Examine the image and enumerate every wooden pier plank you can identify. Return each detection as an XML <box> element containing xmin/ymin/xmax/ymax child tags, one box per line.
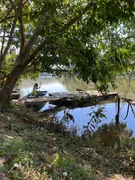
<box><xmin>21</xmin><ymin>91</ymin><xmax>118</xmax><ymax>107</ymax></box>
<box><xmin>131</xmin><ymin>101</ymin><xmax>135</xmax><ymax>105</ymax></box>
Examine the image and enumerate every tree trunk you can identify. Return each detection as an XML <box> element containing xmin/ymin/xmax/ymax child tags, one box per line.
<box><xmin>0</xmin><ymin>64</ymin><xmax>25</xmax><ymax>101</ymax></box>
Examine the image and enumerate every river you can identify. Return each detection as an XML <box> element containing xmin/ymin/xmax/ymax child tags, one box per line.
<box><xmin>20</xmin><ymin>75</ymin><xmax>135</xmax><ymax>136</ymax></box>
<box><xmin>21</xmin><ymin>75</ymin><xmax>135</xmax><ymax>99</ymax></box>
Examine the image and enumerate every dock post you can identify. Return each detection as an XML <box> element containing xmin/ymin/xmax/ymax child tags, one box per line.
<box><xmin>115</xmin><ymin>96</ymin><xmax>120</xmax><ymax>125</ymax></box>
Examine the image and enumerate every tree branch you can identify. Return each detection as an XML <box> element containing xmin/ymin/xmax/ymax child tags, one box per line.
<box><xmin>0</xmin><ymin>7</ymin><xmax>13</xmax><ymax>23</ymax></box>
<box><xmin>0</xmin><ymin>12</ymin><xmax>30</xmax><ymax>23</ymax></box>
<box><xmin>0</xmin><ymin>0</ymin><xmax>30</xmax><ymax>24</ymax></box>
<box><xmin>23</xmin><ymin>0</ymin><xmax>29</xmax><ymax>6</ymax></box>
<box><xmin>22</xmin><ymin>67</ymin><xmax>41</xmax><ymax>75</ymax></box>
<box><xmin>0</xmin><ymin>26</ymin><xmax>6</xmax><ymax>57</ymax></box>
<box><xmin>0</xmin><ymin>16</ymin><xmax>18</xmax><ymax>69</ymax></box>
<box><xmin>26</xmin><ymin>2</ymin><xmax>94</xmax><ymax>63</ymax></box>
<box><xmin>59</xmin><ymin>2</ymin><xmax>93</xmax><ymax>33</ymax></box>
<box><xmin>12</xmin><ymin>2</ymin><xmax>94</xmax><ymax>72</ymax></box>
<box><xmin>19</xmin><ymin>13</ymin><xmax>47</xmax><ymax>64</ymax></box>
<box><xmin>8</xmin><ymin>0</ymin><xmax>17</xmax><ymax>11</ymax></box>
<box><xmin>18</xmin><ymin>0</ymin><xmax>25</xmax><ymax>56</ymax></box>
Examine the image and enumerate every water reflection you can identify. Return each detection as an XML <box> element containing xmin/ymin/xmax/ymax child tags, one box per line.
<box><xmin>90</xmin><ymin>123</ymin><xmax>132</xmax><ymax>148</ymax></box>
<box><xmin>56</xmin><ymin>102</ymin><xmax>135</xmax><ymax>135</ymax></box>
<box><xmin>59</xmin><ymin>76</ymin><xmax>94</xmax><ymax>92</ymax></box>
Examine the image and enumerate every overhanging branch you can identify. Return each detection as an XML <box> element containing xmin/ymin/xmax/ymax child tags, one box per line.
<box><xmin>27</xmin><ymin>2</ymin><xmax>94</xmax><ymax>63</ymax></box>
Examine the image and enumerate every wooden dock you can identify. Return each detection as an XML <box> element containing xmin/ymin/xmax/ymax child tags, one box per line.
<box><xmin>21</xmin><ymin>91</ymin><xmax>118</xmax><ymax>108</ymax></box>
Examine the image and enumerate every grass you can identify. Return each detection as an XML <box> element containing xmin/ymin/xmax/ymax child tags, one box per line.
<box><xmin>0</xmin><ymin>103</ymin><xmax>135</xmax><ymax>179</ymax></box>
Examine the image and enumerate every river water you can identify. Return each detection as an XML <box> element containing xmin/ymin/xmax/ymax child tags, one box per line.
<box><xmin>20</xmin><ymin>75</ymin><xmax>135</xmax><ymax>136</ymax></box>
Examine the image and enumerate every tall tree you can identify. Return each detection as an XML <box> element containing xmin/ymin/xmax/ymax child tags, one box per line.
<box><xmin>0</xmin><ymin>0</ymin><xmax>134</xmax><ymax>100</ymax></box>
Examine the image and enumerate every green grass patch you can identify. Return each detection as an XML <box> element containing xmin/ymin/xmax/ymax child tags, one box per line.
<box><xmin>0</xmin><ymin>106</ymin><xmax>134</xmax><ymax>180</ymax></box>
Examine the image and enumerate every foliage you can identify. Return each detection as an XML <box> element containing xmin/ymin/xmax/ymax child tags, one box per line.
<box><xmin>85</xmin><ymin>106</ymin><xmax>106</xmax><ymax>131</ymax></box>
<box><xmin>51</xmin><ymin>153</ymin><xmax>90</xmax><ymax>180</ymax></box>
<box><xmin>61</xmin><ymin>109</ymin><xmax>75</xmax><ymax>123</ymax></box>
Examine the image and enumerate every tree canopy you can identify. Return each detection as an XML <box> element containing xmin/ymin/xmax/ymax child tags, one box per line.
<box><xmin>0</xmin><ymin>0</ymin><xmax>135</xmax><ymax>100</ymax></box>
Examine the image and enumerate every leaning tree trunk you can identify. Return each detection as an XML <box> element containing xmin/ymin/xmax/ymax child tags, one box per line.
<box><xmin>0</xmin><ymin>64</ymin><xmax>25</xmax><ymax>101</ymax></box>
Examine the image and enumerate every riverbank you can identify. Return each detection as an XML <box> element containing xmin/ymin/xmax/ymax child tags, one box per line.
<box><xmin>0</xmin><ymin>104</ymin><xmax>135</xmax><ymax>180</ymax></box>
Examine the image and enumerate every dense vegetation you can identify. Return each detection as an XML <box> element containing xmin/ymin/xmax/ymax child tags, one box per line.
<box><xmin>0</xmin><ymin>0</ymin><xmax>135</xmax><ymax>100</ymax></box>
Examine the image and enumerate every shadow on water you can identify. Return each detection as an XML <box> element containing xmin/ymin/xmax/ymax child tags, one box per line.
<box><xmin>54</xmin><ymin>102</ymin><xmax>135</xmax><ymax>136</ymax></box>
<box><xmin>49</xmin><ymin>101</ymin><xmax>134</xmax><ymax>152</ymax></box>
<box><xmin>91</xmin><ymin>123</ymin><xmax>132</xmax><ymax>148</ymax></box>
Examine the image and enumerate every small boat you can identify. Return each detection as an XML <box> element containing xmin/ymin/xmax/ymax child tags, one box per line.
<box><xmin>25</xmin><ymin>90</ymin><xmax>48</xmax><ymax>99</ymax></box>
<box><xmin>22</xmin><ymin>90</ymin><xmax>48</xmax><ymax>111</ymax></box>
